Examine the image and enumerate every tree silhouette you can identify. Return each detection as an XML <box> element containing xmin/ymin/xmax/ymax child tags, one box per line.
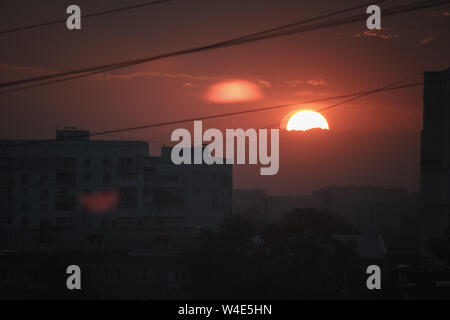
<box><xmin>184</xmin><ymin>208</ymin><xmax>360</xmax><ymax>299</ymax></box>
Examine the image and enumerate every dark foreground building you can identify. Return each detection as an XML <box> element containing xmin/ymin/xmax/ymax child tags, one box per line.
<box><xmin>421</xmin><ymin>68</ymin><xmax>450</xmax><ymax>254</ymax></box>
<box><xmin>0</xmin><ymin>129</ymin><xmax>232</xmax><ymax>299</ymax></box>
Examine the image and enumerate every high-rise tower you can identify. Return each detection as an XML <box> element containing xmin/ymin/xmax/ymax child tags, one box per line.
<box><xmin>420</xmin><ymin>68</ymin><xmax>450</xmax><ymax>254</ymax></box>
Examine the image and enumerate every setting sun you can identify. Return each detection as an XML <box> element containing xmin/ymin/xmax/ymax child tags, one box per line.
<box><xmin>286</xmin><ymin>110</ymin><xmax>329</xmax><ymax>131</ymax></box>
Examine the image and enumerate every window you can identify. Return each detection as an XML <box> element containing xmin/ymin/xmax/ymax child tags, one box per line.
<box><xmin>56</xmin><ymin>173</ymin><xmax>76</xmax><ymax>186</ymax></box>
<box><xmin>57</xmin><ymin>187</ymin><xmax>71</xmax><ymax>195</ymax></box>
<box><xmin>21</xmin><ymin>203</ymin><xmax>28</xmax><ymax>212</ymax></box>
<box><xmin>0</xmin><ymin>158</ymin><xmax>11</xmax><ymax>167</ymax></box>
<box><xmin>22</xmin><ymin>158</ymin><xmax>33</xmax><ymax>170</ymax></box>
<box><xmin>161</xmin><ymin>175</ymin><xmax>178</xmax><ymax>183</ymax></box>
<box><xmin>40</xmin><ymin>158</ymin><xmax>49</xmax><ymax>169</ymax></box>
<box><xmin>40</xmin><ymin>189</ymin><xmax>48</xmax><ymax>201</ymax></box>
<box><xmin>83</xmin><ymin>174</ymin><xmax>91</xmax><ymax>183</ymax></box>
<box><xmin>0</xmin><ymin>187</ymin><xmax>10</xmax><ymax>195</ymax></box>
<box><xmin>103</xmin><ymin>174</ymin><xmax>111</xmax><ymax>184</ymax></box>
<box><xmin>152</xmin><ymin>235</ymin><xmax>169</xmax><ymax>248</ymax></box>
<box><xmin>119</xmin><ymin>202</ymin><xmax>137</xmax><ymax>211</ymax></box>
<box><xmin>84</xmin><ymin>159</ymin><xmax>91</xmax><ymax>169</ymax></box>
<box><xmin>21</xmin><ymin>174</ymin><xmax>29</xmax><ymax>185</ymax></box>
<box><xmin>222</xmin><ymin>175</ymin><xmax>230</xmax><ymax>187</ymax></box>
<box><xmin>136</xmin><ymin>267</ymin><xmax>153</xmax><ymax>282</ymax></box>
<box><xmin>21</xmin><ymin>217</ymin><xmax>28</xmax><ymax>227</ymax></box>
<box><xmin>55</xmin><ymin>202</ymin><xmax>76</xmax><ymax>211</ymax></box>
<box><xmin>118</xmin><ymin>217</ymin><xmax>133</xmax><ymax>225</ymax></box>
<box><xmin>121</xmin><ymin>173</ymin><xmax>137</xmax><ymax>181</ymax></box>
<box><xmin>104</xmin><ymin>267</ymin><xmax>121</xmax><ymax>282</ymax></box>
<box><xmin>120</xmin><ymin>188</ymin><xmax>137</xmax><ymax>196</ymax></box>
<box><xmin>39</xmin><ymin>173</ymin><xmax>48</xmax><ymax>185</ymax></box>
<box><xmin>27</xmin><ymin>270</ymin><xmax>40</xmax><ymax>283</ymax></box>
<box><xmin>167</xmin><ymin>270</ymin><xmax>187</xmax><ymax>283</ymax></box>
<box><xmin>119</xmin><ymin>158</ymin><xmax>133</xmax><ymax>166</ymax></box>
<box><xmin>56</xmin><ymin>157</ymin><xmax>76</xmax><ymax>170</ymax></box>
<box><xmin>212</xmin><ymin>193</ymin><xmax>219</xmax><ymax>210</ymax></box>
<box><xmin>103</xmin><ymin>159</ymin><xmax>111</xmax><ymax>168</ymax></box>
<box><xmin>55</xmin><ymin>217</ymin><xmax>73</xmax><ymax>225</ymax></box>
<box><xmin>1</xmin><ymin>268</ymin><xmax>14</xmax><ymax>282</ymax></box>
<box><xmin>87</xmin><ymin>235</ymin><xmax>103</xmax><ymax>247</ymax></box>
<box><xmin>0</xmin><ymin>216</ymin><xmax>13</xmax><ymax>225</ymax></box>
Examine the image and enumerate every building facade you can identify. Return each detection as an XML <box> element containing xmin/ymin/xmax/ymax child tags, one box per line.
<box><xmin>421</xmin><ymin>68</ymin><xmax>450</xmax><ymax>252</ymax></box>
<box><xmin>0</xmin><ymin>128</ymin><xmax>232</xmax><ymax>231</ymax></box>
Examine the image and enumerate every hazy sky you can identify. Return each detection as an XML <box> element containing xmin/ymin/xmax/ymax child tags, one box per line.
<box><xmin>0</xmin><ymin>0</ymin><xmax>449</xmax><ymax>194</ymax></box>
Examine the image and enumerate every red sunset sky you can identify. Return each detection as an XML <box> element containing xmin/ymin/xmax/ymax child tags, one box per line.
<box><xmin>0</xmin><ymin>0</ymin><xmax>449</xmax><ymax>194</ymax></box>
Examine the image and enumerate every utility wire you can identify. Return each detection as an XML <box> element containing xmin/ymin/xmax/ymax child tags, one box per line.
<box><xmin>203</xmin><ymin>0</ymin><xmax>391</xmax><ymax>49</ymax></box>
<box><xmin>0</xmin><ymin>0</ymin><xmax>390</xmax><ymax>95</ymax></box>
<box><xmin>262</xmin><ymin>73</ymin><xmax>423</xmax><ymax>129</ymax></box>
<box><xmin>1</xmin><ymin>0</ymin><xmax>448</xmax><ymax>92</ymax></box>
<box><xmin>0</xmin><ymin>0</ymin><xmax>173</xmax><ymax>35</ymax></box>
<box><xmin>1</xmin><ymin>76</ymin><xmax>448</xmax><ymax>150</ymax></box>
<box><xmin>318</xmin><ymin>73</ymin><xmax>422</xmax><ymax>113</ymax></box>
<box><xmin>228</xmin><ymin>0</ymin><xmax>448</xmax><ymax>45</ymax></box>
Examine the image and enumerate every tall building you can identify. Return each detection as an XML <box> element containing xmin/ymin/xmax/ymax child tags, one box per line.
<box><xmin>420</xmin><ymin>68</ymin><xmax>450</xmax><ymax>252</ymax></box>
<box><xmin>0</xmin><ymin>129</ymin><xmax>232</xmax><ymax>299</ymax></box>
<box><xmin>0</xmin><ymin>128</ymin><xmax>232</xmax><ymax>231</ymax></box>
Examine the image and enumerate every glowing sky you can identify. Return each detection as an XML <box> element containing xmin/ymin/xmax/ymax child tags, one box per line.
<box><xmin>0</xmin><ymin>0</ymin><xmax>449</xmax><ymax>193</ymax></box>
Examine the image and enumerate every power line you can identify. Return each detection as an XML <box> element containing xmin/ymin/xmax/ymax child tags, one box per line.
<box><xmin>1</xmin><ymin>0</ymin><xmax>448</xmax><ymax>92</ymax></box>
<box><xmin>203</xmin><ymin>0</ymin><xmax>391</xmax><ymax>50</ymax></box>
<box><xmin>317</xmin><ymin>74</ymin><xmax>422</xmax><ymax>113</ymax></box>
<box><xmin>0</xmin><ymin>0</ymin><xmax>173</xmax><ymax>35</ymax></box>
<box><xmin>1</xmin><ymin>76</ymin><xmax>448</xmax><ymax>150</ymax></box>
<box><xmin>262</xmin><ymin>73</ymin><xmax>423</xmax><ymax>129</ymax></box>
<box><xmin>228</xmin><ymin>0</ymin><xmax>449</xmax><ymax>45</ymax></box>
<box><xmin>0</xmin><ymin>0</ymin><xmax>390</xmax><ymax>95</ymax></box>
<box><xmin>0</xmin><ymin>69</ymin><xmax>113</xmax><ymax>95</ymax></box>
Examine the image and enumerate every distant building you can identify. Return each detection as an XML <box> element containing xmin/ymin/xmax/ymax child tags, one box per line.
<box><xmin>420</xmin><ymin>68</ymin><xmax>450</xmax><ymax>253</ymax></box>
<box><xmin>312</xmin><ymin>185</ymin><xmax>412</xmax><ymax>233</ymax></box>
<box><xmin>232</xmin><ymin>185</ymin><xmax>416</xmax><ymax>234</ymax></box>
<box><xmin>0</xmin><ymin>128</ymin><xmax>232</xmax><ymax>231</ymax></box>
